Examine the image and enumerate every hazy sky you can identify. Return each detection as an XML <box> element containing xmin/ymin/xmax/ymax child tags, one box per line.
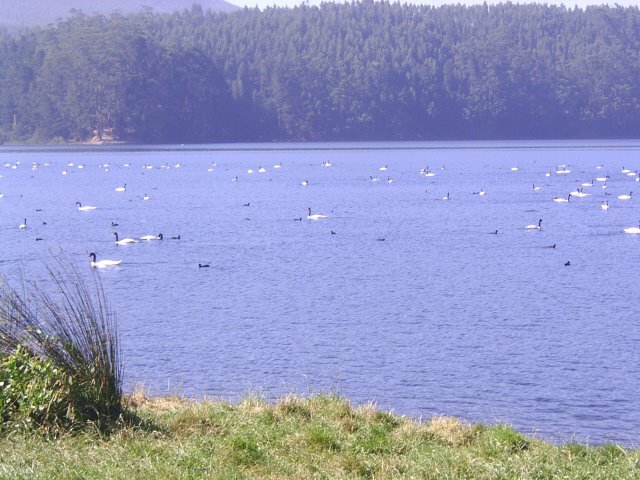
<box><xmin>226</xmin><ymin>0</ymin><xmax>639</xmax><ymax>9</ymax></box>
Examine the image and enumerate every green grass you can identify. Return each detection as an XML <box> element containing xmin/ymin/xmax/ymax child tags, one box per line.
<box><xmin>0</xmin><ymin>393</ymin><xmax>637</xmax><ymax>479</ymax></box>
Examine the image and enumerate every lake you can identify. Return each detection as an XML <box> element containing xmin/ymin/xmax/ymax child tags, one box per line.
<box><xmin>0</xmin><ymin>140</ymin><xmax>638</xmax><ymax>445</ymax></box>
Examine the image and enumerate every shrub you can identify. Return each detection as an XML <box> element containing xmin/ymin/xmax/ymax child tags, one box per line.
<box><xmin>0</xmin><ymin>256</ymin><xmax>122</xmax><ymax>433</ymax></box>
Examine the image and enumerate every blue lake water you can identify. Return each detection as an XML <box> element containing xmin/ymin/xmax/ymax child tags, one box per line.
<box><xmin>0</xmin><ymin>140</ymin><xmax>639</xmax><ymax>445</ymax></box>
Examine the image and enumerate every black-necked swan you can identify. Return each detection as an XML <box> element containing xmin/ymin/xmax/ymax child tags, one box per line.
<box><xmin>140</xmin><ymin>233</ymin><xmax>163</xmax><ymax>241</ymax></box>
<box><xmin>19</xmin><ymin>218</ymin><xmax>27</xmax><ymax>229</ymax></box>
<box><xmin>76</xmin><ymin>201</ymin><xmax>97</xmax><ymax>211</ymax></box>
<box><xmin>115</xmin><ymin>184</ymin><xmax>126</xmax><ymax>192</ymax></box>
<box><xmin>307</xmin><ymin>208</ymin><xmax>327</xmax><ymax>220</ymax></box>
<box><xmin>624</xmin><ymin>221</ymin><xmax>640</xmax><ymax>234</ymax></box>
<box><xmin>525</xmin><ymin>219</ymin><xmax>543</xmax><ymax>230</ymax></box>
<box><xmin>113</xmin><ymin>232</ymin><xmax>138</xmax><ymax>245</ymax></box>
<box><xmin>618</xmin><ymin>192</ymin><xmax>633</xmax><ymax>200</ymax></box>
<box><xmin>89</xmin><ymin>252</ymin><xmax>122</xmax><ymax>268</ymax></box>
<box><xmin>553</xmin><ymin>194</ymin><xmax>571</xmax><ymax>203</ymax></box>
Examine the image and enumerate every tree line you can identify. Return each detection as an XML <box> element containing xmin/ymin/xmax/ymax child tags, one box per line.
<box><xmin>1</xmin><ymin>2</ymin><xmax>640</xmax><ymax>143</ymax></box>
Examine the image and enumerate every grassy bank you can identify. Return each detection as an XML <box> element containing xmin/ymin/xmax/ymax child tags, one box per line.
<box><xmin>0</xmin><ymin>393</ymin><xmax>637</xmax><ymax>479</ymax></box>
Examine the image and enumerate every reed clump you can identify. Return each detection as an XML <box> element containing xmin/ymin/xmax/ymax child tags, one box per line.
<box><xmin>0</xmin><ymin>257</ymin><xmax>122</xmax><ymax>434</ymax></box>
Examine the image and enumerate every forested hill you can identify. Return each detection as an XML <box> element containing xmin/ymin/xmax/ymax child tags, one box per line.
<box><xmin>1</xmin><ymin>2</ymin><xmax>640</xmax><ymax>144</ymax></box>
<box><xmin>0</xmin><ymin>0</ymin><xmax>239</xmax><ymax>28</ymax></box>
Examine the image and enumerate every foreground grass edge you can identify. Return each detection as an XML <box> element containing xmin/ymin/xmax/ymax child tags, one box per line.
<box><xmin>1</xmin><ymin>392</ymin><xmax>638</xmax><ymax>479</ymax></box>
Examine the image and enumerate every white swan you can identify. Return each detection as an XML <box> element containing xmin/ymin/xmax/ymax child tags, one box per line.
<box><xmin>140</xmin><ymin>233</ymin><xmax>163</xmax><ymax>241</ymax></box>
<box><xmin>307</xmin><ymin>207</ymin><xmax>327</xmax><ymax>220</ymax></box>
<box><xmin>19</xmin><ymin>218</ymin><xmax>27</xmax><ymax>230</ymax></box>
<box><xmin>525</xmin><ymin>219</ymin><xmax>543</xmax><ymax>230</ymax></box>
<box><xmin>258</xmin><ymin>166</ymin><xmax>267</xmax><ymax>173</ymax></box>
<box><xmin>553</xmin><ymin>194</ymin><xmax>571</xmax><ymax>203</ymax></box>
<box><xmin>618</xmin><ymin>192</ymin><xmax>633</xmax><ymax>200</ymax></box>
<box><xmin>76</xmin><ymin>201</ymin><xmax>97</xmax><ymax>211</ymax></box>
<box><xmin>89</xmin><ymin>252</ymin><xmax>122</xmax><ymax>268</ymax></box>
<box><xmin>115</xmin><ymin>183</ymin><xmax>127</xmax><ymax>192</ymax></box>
<box><xmin>113</xmin><ymin>232</ymin><xmax>138</xmax><ymax>245</ymax></box>
<box><xmin>601</xmin><ymin>201</ymin><xmax>610</xmax><ymax>210</ymax></box>
<box><xmin>624</xmin><ymin>222</ymin><xmax>640</xmax><ymax>234</ymax></box>
<box><xmin>301</xmin><ymin>180</ymin><xmax>309</xmax><ymax>186</ymax></box>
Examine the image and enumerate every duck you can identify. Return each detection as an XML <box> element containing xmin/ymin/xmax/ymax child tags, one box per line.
<box><xmin>307</xmin><ymin>208</ymin><xmax>327</xmax><ymax>220</ymax></box>
<box><xmin>76</xmin><ymin>201</ymin><xmax>97</xmax><ymax>211</ymax></box>
<box><xmin>113</xmin><ymin>232</ymin><xmax>138</xmax><ymax>245</ymax></box>
<box><xmin>89</xmin><ymin>252</ymin><xmax>122</xmax><ymax>268</ymax></box>
<box><xmin>623</xmin><ymin>221</ymin><xmax>640</xmax><ymax>234</ymax></box>
<box><xmin>139</xmin><ymin>233</ymin><xmax>163</xmax><ymax>241</ymax></box>
<box><xmin>525</xmin><ymin>219</ymin><xmax>543</xmax><ymax>230</ymax></box>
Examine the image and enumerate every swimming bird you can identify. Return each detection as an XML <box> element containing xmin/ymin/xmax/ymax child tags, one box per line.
<box><xmin>139</xmin><ymin>233</ymin><xmax>163</xmax><ymax>241</ymax></box>
<box><xmin>170</xmin><ymin>235</ymin><xmax>181</xmax><ymax>240</ymax></box>
<box><xmin>564</xmin><ymin>261</ymin><xmax>571</xmax><ymax>266</ymax></box>
<box><xmin>301</xmin><ymin>180</ymin><xmax>309</xmax><ymax>186</ymax></box>
<box><xmin>115</xmin><ymin>184</ymin><xmax>127</xmax><ymax>192</ymax></box>
<box><xmin>307</xmin><ymin>208</ymin><xmax>327</xmax><ymax>220</ymax></box>
<box><xmin>553</xmin><ymin>194</ymin><xmax>571</xmax><ymax>203</ymax></box>
<box><xmin>601</xmin><ymin>201</ymin><xmax>610</xmax><ymax>210</ymax></box>
<box><xmin>89</xmin><ymin>252</ymin><xmax>122</xmax><ymax>268</ymax></box>
<box><xmin>113</xmin><ymin>232</ymin><xmax>138</xmax><ymax>245</ymax></box>
<box><xmin>76</xmin><ymin>201</ymin><xmax>97</xmax><ymax>211</ymax></box>
<box><xmin>545</xmin><ymin>244</ymin><xmax>556</xmax><ymax>249</ymax></box>
<box><xmin>525</xmin><ymin>219</ymin><xmax>543</xmax><ymax>230</ymax></box>
<box><xmin>623</xmin><ymin>221</ymin><xmax>640</xmax><ymax>234</ymax></box>
<box><xmin>490</xmin><ymin>230</ymin><xmax>498</xmax><ymax>235</ymax></box>
<box><xmin>198</xmin><ymin>263</ymin><xmax>210</xmax><ymax>268</ymax></box>
<box><xmin>258</xmin><ymin>166</ymin><xmax>267</xmax><ymax>173</ymax></box>
<box><xmin>19</xmin><ymin>218</ymin><xmax>27</xmax><ymax>229</ymax></box>
<box><xmin>618</xmin><ymin>192</ymin><xmax>633</xmax><ymax>200</ymax></box>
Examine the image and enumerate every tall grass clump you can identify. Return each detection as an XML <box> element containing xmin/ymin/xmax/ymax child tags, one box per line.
<box><xmin>0</xmin><ymin>256</ymin><xmax>122</xmax><ymax>433</ymax></box>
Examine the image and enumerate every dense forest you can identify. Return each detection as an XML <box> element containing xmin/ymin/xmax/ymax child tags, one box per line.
<box><xmin>1</xmin><ymin>2</ymin><xmax>640</xmax><ymax>143</ymax></box>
